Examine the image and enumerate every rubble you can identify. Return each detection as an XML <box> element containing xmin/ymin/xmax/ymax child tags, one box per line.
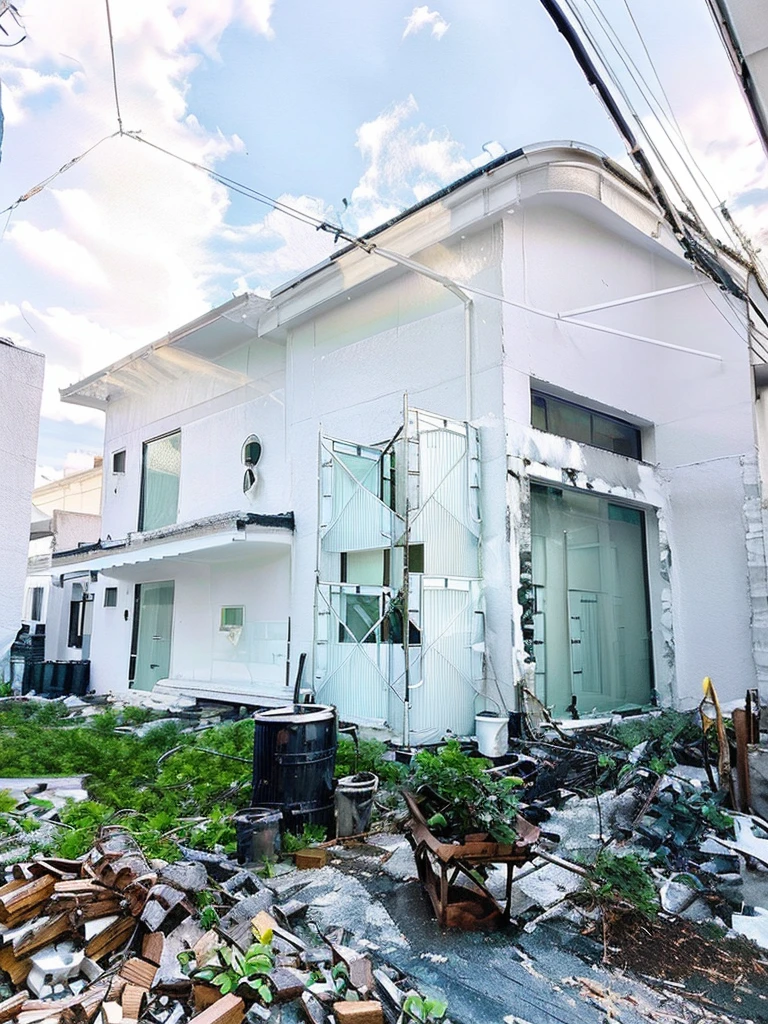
<box><xmin>4</xmin><ymin>685</ymin><xmax>768</xmax><ymax>1022</ymax></box>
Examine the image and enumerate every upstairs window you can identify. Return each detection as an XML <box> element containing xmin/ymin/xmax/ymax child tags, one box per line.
<box><xmin>28</xmin><ymin>587</ymin><xmax>44</xmax><ymax>621</ymax></box>
<box><xmin>531</xmin><ymin>391</ymin><xmax>641</xmax><ymax>460</ymax></box>
<box><xmin>139</xmin><ymin>431</ymin><xmax>181</xmax><ymax>531</ymax></box>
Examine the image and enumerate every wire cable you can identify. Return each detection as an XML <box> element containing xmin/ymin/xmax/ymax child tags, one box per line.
<box><xmin>104</xmin><ymin>0</ymin><xmax>123</xmax><ymax>133</ymax></box>
<box><xmin>0</xmin><ymin>132</ymin><xmax>120</xmax><ymax>217</ymax></box>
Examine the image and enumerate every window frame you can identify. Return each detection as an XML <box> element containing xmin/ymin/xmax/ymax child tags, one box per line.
<box><xmin>220</xmin><ymin>605</ymin><xmax>245</xmax><ymax>631</ymax></box>
<box><xmin>112</xmin><ymin>449</ymin><xmax>126</xmax><ymax>475</ymax></box>
<box><xmin>531</xmin><ymin>390</ymin><xmax>642</xmax><ymax>460</ymax></box>
<box><xmin>29</xmin><ymin>587</ymin><xmax>44</xmax><ymax>621</ymax></box>
<box><xmin>104</xmin><ymin>587</ymin><xmax>118</xmax><ymax>608</ymax></box>
<box><xmin>138</xmin><ymin>429</ymin><xmax>181</xmax><ymax>532</ymax></box>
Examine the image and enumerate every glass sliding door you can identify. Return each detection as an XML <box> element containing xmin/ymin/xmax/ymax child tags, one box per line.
<box><xmin>530</xmin><ymin>485</ymin><xmax>652</xmax><ymax>716</ymax></box>
<box><xmin>130</xmin><ymin>581</ymin><xmax>175</xmax><ymax>691</ymax></box>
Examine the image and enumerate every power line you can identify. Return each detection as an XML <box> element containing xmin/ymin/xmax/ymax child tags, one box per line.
<box><xmin>0</xmin><ymin>132</ymin><xmax>120</xmax><ymax>217</ymax></box>
<box><xmin>589</xmin><ymin>0</ymin><xmax>728</xmax><ymax>222</ymax></box>
<box><xmin>104</xmin><ymin>0</ymin><xmax>123</xmax><ymax>133</ymax></box>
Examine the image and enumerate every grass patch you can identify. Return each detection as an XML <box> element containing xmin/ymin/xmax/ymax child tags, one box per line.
<box><xmin>0</xmin><ymin>703</ymin><xmax>256</xmax><ymax>860</ymax></box>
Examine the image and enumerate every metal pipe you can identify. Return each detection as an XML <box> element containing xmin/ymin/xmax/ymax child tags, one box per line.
<box><xmin>369</xmin><ymin>245</ymin><xmax>475</xmax><ymax>422</ymax></box>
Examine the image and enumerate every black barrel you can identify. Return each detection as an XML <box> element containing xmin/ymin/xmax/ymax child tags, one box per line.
<box><xmin>252</xmin><ymin>704</ymin><xmax>337</xmax><ymax>834</ymax></box>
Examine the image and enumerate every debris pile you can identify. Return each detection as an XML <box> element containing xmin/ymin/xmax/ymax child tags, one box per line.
<box><xmin>0</xmin><ymin>826</ymin><xmax>451</xmax><ymax>1024</ymax></box>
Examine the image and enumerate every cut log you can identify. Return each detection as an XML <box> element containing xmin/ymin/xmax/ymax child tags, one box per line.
<box><xmin>188</xmin><ymin>992</ymin><xmax>244</xmax><ymax>1024</ymax></box>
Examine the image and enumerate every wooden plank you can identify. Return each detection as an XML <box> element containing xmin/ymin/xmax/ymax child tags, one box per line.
<box><xmin>0</xmin><ymin>878</ymin><xmax>27</xmax><ymax>899</ymax></box>
<box><xmin>118</xmin><ymin>958</ymin><xmax>157</xmax><ymax>989</ymax></box>
<box><xmin>0</xmin><ymin>942</ymin><xmax>31</xmax><ymax>985</ymax></box>
<box><xmin>85</xmin><ymin>916</ymin><xmax>136</xmax><ymax>961</ymax></box>
<box><xmin>141</xmin><ymin>931</ymin><xmax>164</xmax><ymax>967</ymax></box>
<box><xmin>0</xmin><ymin>990</ymin><xmax>28</xmax><ymax>1024</ymax></box>
<box><xmin>14</xmin><ymin>913</ymin><xmax>71</xmax><ymax>957</ymax></box>
<box><xmin>0</xmin><ymin>876</ymin><xmax>56</xmax><ymax>923</ymax></box>
<box><xmin>120</xmin><ymin>985</ymin><xmax>147</xmax><ymax>1020</ymax></box>
<box><xmin>188</xmin><ymin>992</ymin><xmax>244</xmax><ymax>1024</ymax></box>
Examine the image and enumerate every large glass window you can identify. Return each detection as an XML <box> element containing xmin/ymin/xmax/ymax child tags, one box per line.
<box><xmin>530</xmin><ymin>485</ymin><xmax>652</xmax><ymax>716</ymax></box>
<box><xmin>139</xmin><ymin>431</ymin><xmax>181</xmax><ymax>531</ymax></box>
<box><xmin>532</xmin><ymin>391</ymin><xmax>641</xmax><ymax>459</ymax></box>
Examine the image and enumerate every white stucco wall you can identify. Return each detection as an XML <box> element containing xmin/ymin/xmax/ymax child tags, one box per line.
<box><xmin>501</xmin><ymin>202</ymin><xmax>757</xmax><ymax>707</ymax></box>
<box><xmin>101</xmin><ymin>338</ymin><xmax>287</xmax><ymax>540</ymax></box>
<box><xmin>280</xmin><ymin>227</ymin><xmax>511</xmax><ymax>708</ymax></box>
<box><xmin>0</xmin><ymin>341</ymin><xmax>44</xmax><ymax>666</ymax></box>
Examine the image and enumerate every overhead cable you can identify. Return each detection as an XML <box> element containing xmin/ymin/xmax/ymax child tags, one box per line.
<box><xmin>103</xmin><ymin>0</ymin><xmax>123</xmax><ymax>133</ymax></box>
<box><xmin>0</xmin><ymin>132</ymin><xmax>120</xmax><ymax>217</ymax></box>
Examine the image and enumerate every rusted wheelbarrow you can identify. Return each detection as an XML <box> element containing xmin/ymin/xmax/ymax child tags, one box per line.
<box><xmin>403</xmin><ymin>789</ymin><xmax>540</xmax><ymax>930</ymax></box>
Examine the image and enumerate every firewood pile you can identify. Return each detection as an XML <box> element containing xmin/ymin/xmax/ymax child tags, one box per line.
<box><xmin>0</xmin><ymin>827</ymin><xmax>414</xmax><ymax>1024</ymax></box>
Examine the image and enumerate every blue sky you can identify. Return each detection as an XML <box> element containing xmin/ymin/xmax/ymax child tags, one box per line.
<box><xmin>0</xmin><ymin>0</ymin><xmax>766</xmax><ymax>479</ymax></box>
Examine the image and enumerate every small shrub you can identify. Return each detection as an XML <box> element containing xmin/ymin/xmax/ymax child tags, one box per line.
<box><xmin>586</xmin><ymin>850</ymin><xmax>659</xmax><ymax>918</ymax></box>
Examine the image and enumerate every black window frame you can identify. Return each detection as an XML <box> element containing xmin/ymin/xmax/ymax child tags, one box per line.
<box><xmin>68</xmin><ymin>599</ymin><xmax>84</xmax><ymax>649</ymax></box>
<box><xmin>531</xmin><ymin>390</ymin><xmax>641</xmax><ymax>460</ymax></box>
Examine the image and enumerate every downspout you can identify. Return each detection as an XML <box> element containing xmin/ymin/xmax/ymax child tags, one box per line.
<box><xmin>359</xmin><ymin>244</ymin><xmax>475</xmax><ymax>423</ymax></box>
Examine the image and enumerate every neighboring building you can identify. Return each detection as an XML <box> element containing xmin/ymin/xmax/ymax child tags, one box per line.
<box><xmin>21</xmin><ymin>460</ymin><xmax>103</xmax><ymax>677</ymax></box>
<box><xmin>706</xmin><ymin>0</ymin><xmax>768</xmax><ymax>157</ymax></box>
<box><xmin>0</xmin><ymin>338</ymin><xmax>44</xmax><ymax>676</ymax></box>
<box><xmin>53</xmin><ymin>143</ymin><xmax>765</xmax><ymax>738</ymax></box>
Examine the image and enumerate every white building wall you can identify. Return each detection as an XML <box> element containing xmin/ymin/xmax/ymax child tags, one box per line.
<box><xmin>280</xmin><ymin>227</ymin><xmax>512</xmax><ymax>716</ymax></box>
<box><xmin>101</xmin><ymin>340</ymin><xmax>287</xmax><ymax>540</ymax></box>
<box><xmin>501</xmin><ymin>203</ymin><xmax>757</xmax><ymax>707</ymax></box>
<box><xmin>0</xmin><ymin>340</ymin><xmax>44</xmax><ymax>667</ymax></box>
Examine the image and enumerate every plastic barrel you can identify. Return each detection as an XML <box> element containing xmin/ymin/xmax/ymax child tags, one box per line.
<box><xmin>335</xmin><ymin>771</ymin><xmax>379</xmax><ymax>838</ymax></box>
<box><xmin>233</xmin><ymin>807</ymin><xmax>282</xmax><ymax>865</ymax></box>
<box><xmin>252</xmin><ymin>704</ymin><xmax>337</xmax><ymax>834</ymax></box>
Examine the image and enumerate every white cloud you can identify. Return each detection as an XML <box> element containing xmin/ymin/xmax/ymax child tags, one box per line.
<box><xmin>348</xmin><ymin>96</ymin><xmax>483</xmax><ymax>233</ymax></box>
<box><xmin>220</xmin><ymin>194</ymin><xmax>337</xmax><ymax>289</ymax></box>
<box><xmin>0</xmin><ymin>0</ymin><xmax>277</xmax><ymax>454</ymax></box>
<box><xmin>8</xmin><ymin>222</ymin><xmax>110</xmax><ymax>289</ymax></box>
<box><xmin>403</xmin><ymin>6</ymin><xmax>450</xmax><ymax>41</ymax></box>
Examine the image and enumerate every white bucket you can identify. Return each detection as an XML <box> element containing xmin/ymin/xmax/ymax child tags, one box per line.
<box><xmin>475</xmin><ymin>713</ymin><xmax>509</xmax><ymax>758</ymax></box>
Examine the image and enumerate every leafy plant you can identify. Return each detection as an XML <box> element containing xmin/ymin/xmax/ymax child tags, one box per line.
<box><xmin>402</xmin><ymin>993</ymin><xmax>449</xmax><ymax>1022</ymax></box>
<box><xmin>335</xmin><ymin>737</ymin><xmax>407</xmax><ymax>786</ymax></box>
<box><xmin>189</xmin><ymin>938</ymin><xmax>275</xmax><ymax>1003</ymax></box>
<box><xmin>411</xmin><ymin>740</ymin><xmax>523</xmax><ymax>844</ymax></box>
<box><xmin>586</xmin><ymin>850</ymin><xmax>659</xmax><ymax>918</ymax></box>
<box><xmin>199</xmin><ymin>905</ymin><xmax>220</xmax><ymax>929</ymax></box>
<box><xmin>282</xmin><ymin>823</ymin><xmax>327</xmax><ymax>853</ymax></box>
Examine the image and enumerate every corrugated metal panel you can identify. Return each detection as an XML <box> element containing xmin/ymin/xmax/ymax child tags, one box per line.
<box><xmin>409</xmin><ymin>579</ymin><xmax>483</xmax><ymax>740</ymax></box>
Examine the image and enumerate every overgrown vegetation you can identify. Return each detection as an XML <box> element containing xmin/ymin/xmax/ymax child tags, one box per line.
<box><xmin>609</xmin><ymin>710</ymin><xmax>705</xmax><ymax>773</ymax></box>
<box><xmin>584</xmin><ymin>849</ymin><xmax>659</xmax><ymax>919</ymax></box>
<box><xmin>411</xmin><ymin>739</ymin><xmax>523</xmax><ymax>844</ymax></box>
<box><xmin>0</xmin><ymin>702</ymin><xmax>255</xmax><ymax>860</ymax></box>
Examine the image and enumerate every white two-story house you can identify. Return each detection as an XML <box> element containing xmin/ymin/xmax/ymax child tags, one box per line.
<box><xmin>50</xmin><ymin>142</ymin><xmax>768</xmax><ymax>741</ymax></box>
